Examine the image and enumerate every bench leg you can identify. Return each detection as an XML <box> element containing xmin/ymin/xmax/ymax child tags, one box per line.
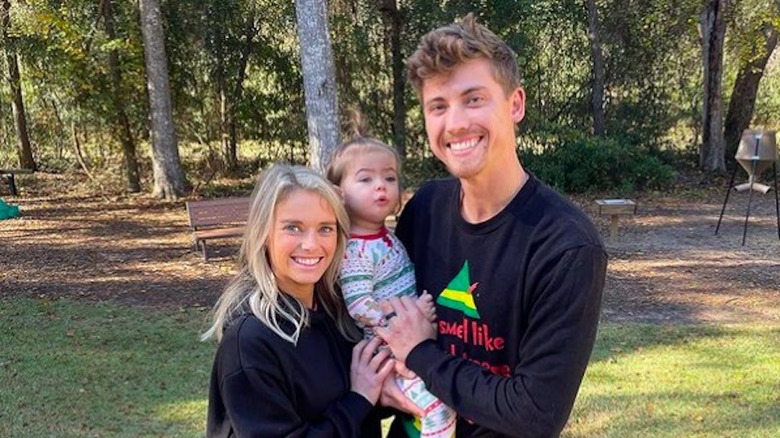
<box><xmin>4</xmin><ymin>174</ymin><xmax>17</xmax><ymax>196</ymax></box>
<box><xmin>201</xmin><ymin>241</ymin><xmax>209</xmax><ymax>262</ymax></box>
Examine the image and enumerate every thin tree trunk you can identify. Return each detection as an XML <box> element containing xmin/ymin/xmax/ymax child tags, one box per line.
<box><xmin>226</xmin><ymin>15</ymin><xmax>258</xmax><ymax>170</ymax></box>
<box><xmin>216</xmin><ymin>60</ymin><xmax>230</xmax><ymax>168</ymax></box>
<box><xmin>211</xmin><ymin>8</ymin><xmax>232</xmax><ymax>171</ymax></box>
<box><xmin>294</xmin><ymin>0</ymin><xmax>340</xmax><ymax>169</ymax></box>
<box><xmin>700</xmin><ymin>0</ymin><xmax>728</xmax><ymax>173</ymax></box>
<box><xmin>2</xmin><ymin>0</ymin><xmax>35</xmax><ymax>170</ymax></box>
<box><xmin>379</xmin><ymin>0</ymin><xmax>406</xmax><ymax>161</ymax></box>
<box><xmin>71</xmin><ymin>119</ymin><xmax>109</xmax><ymax>201</ymax></box>
<box><xmin>46</xmin><ymin>96</ymin><xmax>66</xmax><ymax>160</ymax></box>
<box><xmin>724</xmin><ymin>26</ymin><xmax>777</xmax><ymax>159</ymax></box>
<box><xmin>105</xmin><ymin>0</ymin><xmax>140</xmax><ymax>192</ymax></box>
<box><xmin>139</xmin><ymin>0</ymin><xmax>186</xmax><ymax>199</ymax></box>
<box><xmin>586</xmin><ymin>0</ymin><xmax>606</xmax><ymax>136</ymax></box>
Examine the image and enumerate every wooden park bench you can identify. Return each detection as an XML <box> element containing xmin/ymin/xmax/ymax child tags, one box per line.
<box><xmin>185</xmin><ymin>197</ymin><xmax>250</xmax><ymax>261</ymax></box>
<box><xmin>1</xmin><ymin>168</ymin><xmax>33</xmax><ymax>196</ymax></box>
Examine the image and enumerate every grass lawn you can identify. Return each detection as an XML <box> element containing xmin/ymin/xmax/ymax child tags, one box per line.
<box><xmin>565</xmin><ymin>323</ymin><xmax>779</xmax><ymax>437</ymax></box>
<box><xmin>2</xmin><ymin>297</ymin><xmax>778</xmax><ymax>437</ymax></box>
<box><xmin>1</xmin><ymin>297</ymin><xmax>215</xmax><ymax>437</ymax></box>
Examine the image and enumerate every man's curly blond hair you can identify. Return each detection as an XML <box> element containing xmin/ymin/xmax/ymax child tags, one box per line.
<box><xmin>406</xmin><ymin>13</ymin><xmax>521</xmax><ymax>97</ymax></box>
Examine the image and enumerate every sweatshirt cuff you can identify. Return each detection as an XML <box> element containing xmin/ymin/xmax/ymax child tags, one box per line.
<box><xmin>345</xmin><ymin>390</ymin><xmax>375</xmax><ymax>419</ymax></box>
<box><xmin>406</xmin><ymin>339</ymin><xmax>441</xmax><ymax>378</ymax></box>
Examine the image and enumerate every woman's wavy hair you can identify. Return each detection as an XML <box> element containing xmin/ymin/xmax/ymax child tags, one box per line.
<box><xmin>202</xmin><ymin>164</ymin><xmax>358</xmax><ymax>344</ymax></box>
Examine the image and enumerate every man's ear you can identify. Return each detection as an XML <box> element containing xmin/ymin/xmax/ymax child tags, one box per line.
<box><xmin>510</xmin><ymin>87</ymin><xmax>526</xmax><ymax>124</ymax></box>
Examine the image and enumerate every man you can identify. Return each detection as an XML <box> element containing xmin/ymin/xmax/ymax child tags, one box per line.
<box><xmin>376</xmin><ymin>14</ymin><xmax>608</xmax><ymax>438</ymax></box>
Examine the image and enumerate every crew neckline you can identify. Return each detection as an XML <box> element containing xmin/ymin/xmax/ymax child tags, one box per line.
<box><xmin>350</xmin><ymin>226</ymin><xmax>390</xmax><ymax>240</ymax></box>
<box><xmin>452</xmin><ymin>173</ymin><xmax>538</xmax><ymax>234</ymax></box>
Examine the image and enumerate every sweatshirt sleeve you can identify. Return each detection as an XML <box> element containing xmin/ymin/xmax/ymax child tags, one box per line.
<box><xmin>406</xmin><ymin>245</ymin><xmax>607</xmax><ymax>437</ymax></box>
<box><xmin>340</xmin><ymin>244</ymin><xmax>385</xmax><ymax>330</ymax></box>
<box><xmin>218</xmin><ymin>345</ymin><xmax>375</xmax><ymax>438</ymax></box>
<box><xmin>394</xmin><ymin>191</ymin><xmax>418</xmax><ymax>258</ymax></box>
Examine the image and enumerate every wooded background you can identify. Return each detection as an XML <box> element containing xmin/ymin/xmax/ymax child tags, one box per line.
<box><xmin>1</xmin><ymin>0</ymin><xmax>778</xmax><ymax>198</ymax></box>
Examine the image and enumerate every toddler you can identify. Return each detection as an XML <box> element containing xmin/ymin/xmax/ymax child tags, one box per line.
<box><xmin>327</xmin><ymin>121</ymin><xmax>456</xmax><ymax>438</ymax></box>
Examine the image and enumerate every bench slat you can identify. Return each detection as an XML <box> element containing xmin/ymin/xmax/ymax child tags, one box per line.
<box><xmin>193</xmin><ymin>226</ymin><xmax>245</xmax><ymax>240</ymax></box>
<box><xmin>186</xmin><ymin>197</ymin><xmax>251</xmax><ymax>228</ymax></box>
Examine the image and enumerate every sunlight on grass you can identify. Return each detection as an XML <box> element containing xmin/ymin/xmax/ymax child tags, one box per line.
<box><xmin>155</xmin><ymin>399</ymin><xmax>209</xmax><ymax>430</ymax></box>
<box><xmin>565</xmin><ymin>323</ymin><xmax>780</xmax><ymax>438</ymax></box>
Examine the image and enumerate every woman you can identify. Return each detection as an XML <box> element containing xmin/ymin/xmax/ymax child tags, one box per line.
<box><xmin>203</xmin><ymin>164</ymin><xmax>394</xmax><ymax>437</ymax></box>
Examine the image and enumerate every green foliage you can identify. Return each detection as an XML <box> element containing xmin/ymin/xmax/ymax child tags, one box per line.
<box><xmin>520</xmin><ymin>132</ymin><xmax>675</xmax><ymax>193</ymax></box>
<box><xmin>402</xmin><ymin>154</ymin><xmax>449</xmax><ymax>189</ymax></box>
<box><xmin>2</xmin><ymin>0</ymin><xmax>778</xmax><ymax>189</ymax></box>
<box><xmin>753</xmin><ymin>54</ymin><xmax>780</xmax><ymax>126</ymax></box>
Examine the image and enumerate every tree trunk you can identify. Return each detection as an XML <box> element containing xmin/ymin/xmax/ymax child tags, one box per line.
<box><xmin>724</xmin><ymin>26</ymin><xmax>777</xmax><ymax>159</ymax></box>
<box><xmin>700</xmin><ymin>0</ymin><xmax>729</xmax><ymax>174</ymax></box>
<box><xmin>139</xmin><ymin>0</ymin><xmax>186</xmax><ymax>199</ymax></box>
<box><xmin>379</xmin><ymin>0</ymin><xmax>406</xmax><ymax>161</ymax></box>
<box><xmin>105</xmin><ymin>0</ymin><xmax>140</xmax><ymax>192</ymax></box>
<box><xmin>216</xmin><ymin>55</ymin><xmax>231</xmax><ymax>169</ymax></box>
<box><xmin>226</xmin><ymin>15</ymin><xmax>258</xmax><ymax>170</ymax></box>
<box><xmin>586</xmin><ymin>0</ymin><xmax>606</xmax><ymax>136</ymax></box>
<box><xmin>2</xmin><ymin>0</ymin><xmax>35</xmax><ymax>170</ymax></box>
<box><xmin>46</xmin><ymin>96</ymin><xmax>66</xmax><ymax>160</ymax></box>
<box><xmin>210</xmin><ymin>5</ymin><xmax>233</xmax><ymax>171</ymax></box>
<box><xmin>294</xmin><ymin>0</ymin><xmax>340</xmax><ymax>169</ymax></box>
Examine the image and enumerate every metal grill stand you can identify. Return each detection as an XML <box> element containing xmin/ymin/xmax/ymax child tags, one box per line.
<box><xmin>715</xmin><ymin>129</ymin><xmax>780</xmax><ymax>245</ymax></box>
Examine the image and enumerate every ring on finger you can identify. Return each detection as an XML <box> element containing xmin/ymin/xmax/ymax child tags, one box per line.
<box><xmin>384</xmin><ymin>311</ymin><xmax>397</xmax><ymax>322</ymax></box>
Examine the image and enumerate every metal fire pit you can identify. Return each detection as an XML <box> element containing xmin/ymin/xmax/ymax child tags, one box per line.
<box><xmin>715</xmin><ymin>129</ymin><xmax>779</xmax><ymax>245</ymax></box>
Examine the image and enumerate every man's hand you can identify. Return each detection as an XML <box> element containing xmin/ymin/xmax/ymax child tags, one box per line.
<box><xmin>375</xmin><ymin>296</ymin><xmax>436</xmax><ymax>363</ymax></box>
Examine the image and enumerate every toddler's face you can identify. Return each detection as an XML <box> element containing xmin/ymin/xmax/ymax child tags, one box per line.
<box><xmin>340</xmin><ymin>150</ymin><xmax>400</xmax><ymax>234</ymax></box>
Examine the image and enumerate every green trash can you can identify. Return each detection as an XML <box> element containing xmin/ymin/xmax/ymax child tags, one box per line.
<box><xmin>0</xmin><ymin>198</ymin><xmax>20</xmax><ymax>219</ymax></box>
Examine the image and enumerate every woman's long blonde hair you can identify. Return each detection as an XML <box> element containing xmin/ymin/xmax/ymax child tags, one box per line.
<box><xmin>202</xmin><ymin>164</ymin><xmax>358</xmax><ymax>344</ymax></box>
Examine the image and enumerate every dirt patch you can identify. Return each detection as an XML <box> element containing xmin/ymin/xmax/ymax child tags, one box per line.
<box><xmin>2</xmin><ymin>172</ymin><xmax>778</xmax><ymax>325</ymax></box>
<box><xmin>585</xmin><ymin>185</ymin><xmax>779</xmax><ymax>324</ymax></box>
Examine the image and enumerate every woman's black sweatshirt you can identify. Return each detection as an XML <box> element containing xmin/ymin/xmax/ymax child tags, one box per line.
<box><xmin>206</xmin><ymin>308</ymin><xmax>382</xmax><ymax>437</ymax></box>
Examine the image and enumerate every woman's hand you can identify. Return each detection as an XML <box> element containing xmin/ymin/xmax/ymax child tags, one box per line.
<box><xmin>350</xmin><ymin>337</ymin><xmax>395</xmax><ymax>405</ymax></box>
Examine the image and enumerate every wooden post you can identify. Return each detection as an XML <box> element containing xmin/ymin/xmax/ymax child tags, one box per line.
<box><xmin>0</xmin><ymin>168</ymin><xmax>32</xmax><ymax>196</ymax></box>
<box><xmin>609</xmin><ymin>214</ymin><xmax>620</xmax><ymax>243</ymax></box>
<box><xmin>595</xmin><ymin>199</ymin><xmax>637</xmax><ymax>244</ymax></box>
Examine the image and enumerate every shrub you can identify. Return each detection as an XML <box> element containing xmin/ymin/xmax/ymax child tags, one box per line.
<box><xmin>520</xmin><ymin>134</ymin><xmax>675</xmax><ymax>194</ymax></box>
<box><xmin>402</xmin><ymin>155</ymin><xmax>449</xmax><ymax>190</ymax></box>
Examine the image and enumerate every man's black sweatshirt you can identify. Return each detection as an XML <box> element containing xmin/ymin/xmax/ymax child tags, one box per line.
<box><xmin>391</xmin><ymin>175</ymin><xmax>607</xmax><ymax>437</ymax></box>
